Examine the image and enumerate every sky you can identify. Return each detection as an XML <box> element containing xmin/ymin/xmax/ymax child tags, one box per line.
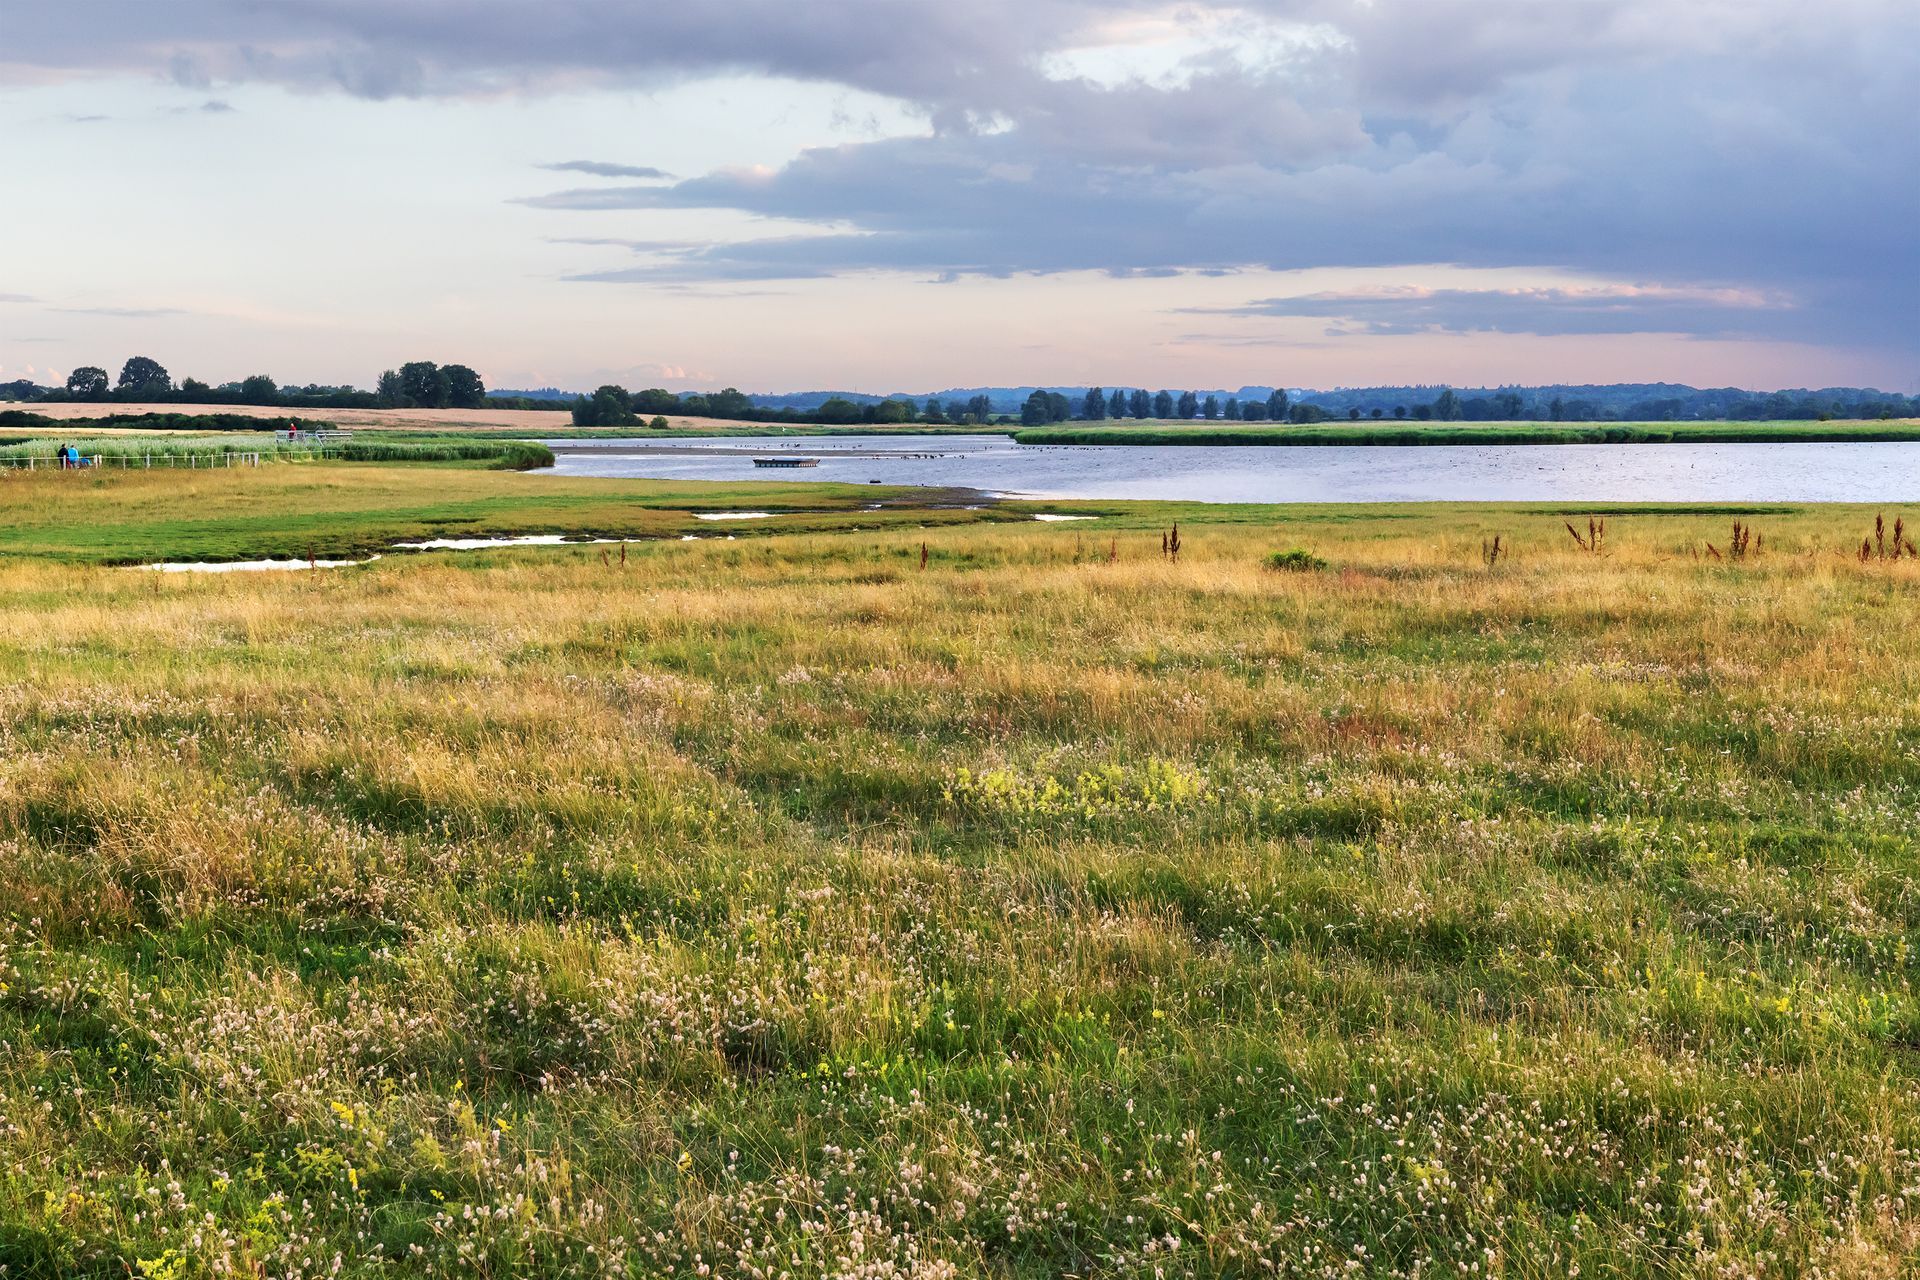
<box><xmin>1</xmin><ymin>0</ymin><xmax>1915</xmax><ymax>395</ymax></box>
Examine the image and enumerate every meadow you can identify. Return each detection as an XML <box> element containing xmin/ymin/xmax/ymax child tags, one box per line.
<box><xmin>2</xmin><ymin>463</ymin><xmax>1919</xmax><ymax>1277</ymax></box>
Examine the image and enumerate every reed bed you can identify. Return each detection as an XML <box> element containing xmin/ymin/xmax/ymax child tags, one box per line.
<box><xmin>2</xmin><ymin>500</ymin><xmax>1919</xmax><ymax>1277</ymax></box>
<box><xmin>0</xmin><ymin>434</ymin><xmax>312</xmax><ymax>462</ymax></box>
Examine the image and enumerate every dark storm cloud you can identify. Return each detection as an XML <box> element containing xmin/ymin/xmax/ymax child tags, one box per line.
<box><xmin>6</xmin><ymin>0</ymin><xmax>1915</xmax><ymax>364</ymax></box>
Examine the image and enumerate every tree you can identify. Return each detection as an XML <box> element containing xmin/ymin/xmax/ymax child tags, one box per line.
<box><xmin>240</xmin><ymin>374</ymin><xmax>278</xmax><ymax>404</ymax></box>
<box><xmin>1241</xmin><ymin>400</ymin><xmax>1266</xmax><ymax>422</ymax></box>
<box><xmin>923</xmin><ymin>398</ymin><xmax>946</xmax><ymax>422</ymax></box>
<box><xmin>708</xmin><ymin>388</ymin><xmax>752</xmax><ymax>418</ymax></box>
<box><xmin>571</xmin><ymin>385</ymin><xmax>634</xmax><ymax>427</ymax></box>
<box><xmin>0</xmin><ymin>379</ymin><xmax>38</xmax><ymax>401</ymax></box>
<box><xmin>1433</xmin><ymin>389</ymin><xmax>1463</xmax><ymax>421</ymax></box>
<box><xmin>1082</xmin><ymin>387</ymin><xmax>1107</xmax><ymax>420</ymax></box>
<box><xmin>1371</xmin><ymin>408</ymin><xmax>1383</xmax><ymax>419</ymax></box>
<box><xmin>1153</xmin><ymin>390</ymin><xmax>1174</xmax><ymax>418</ymax></box>
<box><xmin>816</xmin><ymin>397</ymin><xmax>862</xmax><ymax>424</ymax></box>
<box><xmin>1176</xmin><ymin>391</ymin><xmax>1198</xmax><ymax>419</ymax></box>
<box><xmin>1046</xmin><ymin>392</ymin><xmax>1070</xmax><ymax>422</ymax></box>
<box><xmin>1128</xmin><ymin>389</ymin><xmax>1151</xmax><ymax>419</ymax></box>
<box><xmin>180</xmin><ymin>377</ymin><xmax>211</xmax><ymax>398</ymax></box>
<box><xmin>965</xmin><ymin>394</ymin><xmax>993</xmax><ymax>423</ymax></box>
<box><xmin>871</xmin><ymin>399</ymin><xmax>914</xmax><ymax>424</ymax></box>
<box><xmin>442</xmin><ymin>364</ymin><xmax>487</xmax><ymax>409</ymax></box>
<box><xmin>1266</xmin><ymin>389</ymin><xmax>1289</xmax><ymax>421</ymax></box>
<box><xmin>1349</xmin><ymin>408</ymin><xmax>1362</xmax><ymax>420</ymax></box>
<box><xmin>399</xmin><ymin>361</ymin><xmax>450</xmax><ymax>409</ymax></box>
<box><xmin>1201</xmin><ymin>395</ymin><xmax>1219</xmax><ymax>420</ymax></box>
<box><xmin>1394</xmin><ymin>405</ymin><xmax>1407</xmax><ymax>419</ymax></box>
<box><xmin>66</xmin><ymin>367</ymin><xmax>109</xmax><ymax>400</ymax></box>
<box><xmin>376</xmin><ymin>369</ymin><xmax>408</xmax><ymax>407</ymax></box>
<box><xmin>1108</xmin><ymin>389</ymin><xmax>1126</xmax><ymax>418</ymax></box>
<box><xmin>1223</xmin><ymin>397</ymin><xmax>1241</xmax><ymax>420</ymax></box>
<box><xmin>1020</xmin><ymin>390</ymin><xmax>1052</xmax><ymax>426</ymax></box>
<box><xmin>116</xmin><ymin>356</ymin><xmax>171</xmax><ymax>398</ymax></box>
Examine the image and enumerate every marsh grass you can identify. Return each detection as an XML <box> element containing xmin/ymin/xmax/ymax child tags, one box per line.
<box><xmin>2</xmin><ymin>494</ymin><xmax>1920</xmax><ymax>1276</ymax></box>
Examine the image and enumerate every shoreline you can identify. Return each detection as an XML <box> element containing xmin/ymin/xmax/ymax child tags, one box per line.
<box><xmin>1012</xmin><ymin>419</ymin><xmax>1920</xmax><ymax>447</ymax></box>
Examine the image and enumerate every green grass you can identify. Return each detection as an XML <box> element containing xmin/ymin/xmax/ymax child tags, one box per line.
<box><xmin>3</xmin><ymin>471</ymin><xmax>1920</xmax><ymax>1276</ymax></box>
<box><xmin>0</xmin><ymin>463</ymin><xmax>1012</xmax><ymax>564</ymax></box>
<box><xmin>1015</xmin><ymin>417</ymin><xmax>1920</xmax><ymax>446</ymax></box>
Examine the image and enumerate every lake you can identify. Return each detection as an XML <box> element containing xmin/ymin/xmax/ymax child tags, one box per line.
<box><xmin>542</xmin><ymin>435</ymin><xmax>1920</xmax><ymax>503</ymax></box>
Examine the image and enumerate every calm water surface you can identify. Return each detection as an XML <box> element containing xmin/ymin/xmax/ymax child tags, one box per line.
<box><xmin>541</xmin><ymin>435</ymin><xmax>1920</xmax><ymax>503</ymax></box>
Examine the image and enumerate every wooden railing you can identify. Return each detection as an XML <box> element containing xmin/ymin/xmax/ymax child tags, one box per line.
<box><xmin>0</xmin><ymin>448</ymin><xmax>340</xmax><ymax>471</ymax></box>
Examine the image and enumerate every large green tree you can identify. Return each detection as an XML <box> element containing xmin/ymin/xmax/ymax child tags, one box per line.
<box><xmin>65</xmin><ymin>367</ymin><xmax>109</xmax><ymax>400</ymax></box>
<box><xmin>239</xmin><ymin>374</ymin><xmax>278</xmax><ymax>404</ymax></box>
<box><xmin>115</xmin><ymin>356</ymin><xmax>172</xmax><ymax>398</ymax></box>
<box><xmin>571</xmin><ymin>385</ymin><xmax>635</xmax><ymax>427</ymax></box>
<box><xmin>1020</xmin><ymin>390</ymin><xmax>1052</xmax><ymax>426</ymax></box>
<box><xmin>400</xmin><ymin>361</ymin><xmax>451</xmax><ymax>409</ymax></box>
<box><xmin>442</xmin><ymin>364</ymin><xmax>487</xmax><ymax>409</ymax></box>
<box><xmin>1081</xmin><ymin>387</ymin><xmax>1107</xmax><ymax>421</ymax></box>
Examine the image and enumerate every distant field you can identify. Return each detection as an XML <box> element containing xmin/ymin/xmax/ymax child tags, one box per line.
<box><xmin>4</xmin><ymin>470</ymin><xmax>1920</xmax><ymax>1276</ymax></box>
<box><xmin>17</xmin><ymin>402</ymin><xmax>712</xmax><ymax>433</ymax></box>
<box><xmin>15</xmin><ymin>403</ymin><xmax>1000</xmax><ymax>438</ymax></box>
<box><xmin>1016</xmin><ymin>418</ymin><xmax>1920</xmax><ymax>446</ymax></box>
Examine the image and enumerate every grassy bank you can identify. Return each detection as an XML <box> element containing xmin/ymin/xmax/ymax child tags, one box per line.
<box><xmin>1015</xmin><ymin>417</ymin><xmax>1920</xmax><ymax>446</ymax></box>
<box><xmin>4</xmin><ymin>482</ymin><xmax>1920</xmax><ymax>1276</ymax></box>
<box><xmin>0</xmin><ymin>463</ymin><xmax>1013</xmax><ymax>564</ymax></box>
<box><xmin>0</xmin><ymin>433</ymin><xmax>553</xmax><ymax>473</ymax></box>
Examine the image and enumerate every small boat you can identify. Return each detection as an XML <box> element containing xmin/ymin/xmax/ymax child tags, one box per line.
<box><xmin>753</xmin><ymin>456</ymin><xmax>820</xmax><ymax>468</ymax></box>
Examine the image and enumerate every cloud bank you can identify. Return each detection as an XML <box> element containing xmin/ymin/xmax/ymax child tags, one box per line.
<box><xmin>8</xmin><ymin>0</ymin><xmax>1915</xmax><ymax>370</ymax></box>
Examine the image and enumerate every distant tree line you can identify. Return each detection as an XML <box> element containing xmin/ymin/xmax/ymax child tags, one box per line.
<box><xmin>2</xmin><ymin>356</ymin><xmax>502</xmax><ymax>412</ymax></box>
<box><xmin>5</xmin><ymin>364</ymin><xmax>1912</xmax><ymax>426</ymax></box>
<box><xmin>571</xmin><ymin>386</ymin><xmax>1003</xmax><ymax>428</ymax></box>
<box><xmin>374</xmin><ymin>361</ymin><xmax>489</xmax><ymax>409</ymax></box>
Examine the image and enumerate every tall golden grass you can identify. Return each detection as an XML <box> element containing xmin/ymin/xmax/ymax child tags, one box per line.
<box><xmin>2</xmin><ymin>505</ymin><xmax>1918</xmax><ymax>1276</ymax></box>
